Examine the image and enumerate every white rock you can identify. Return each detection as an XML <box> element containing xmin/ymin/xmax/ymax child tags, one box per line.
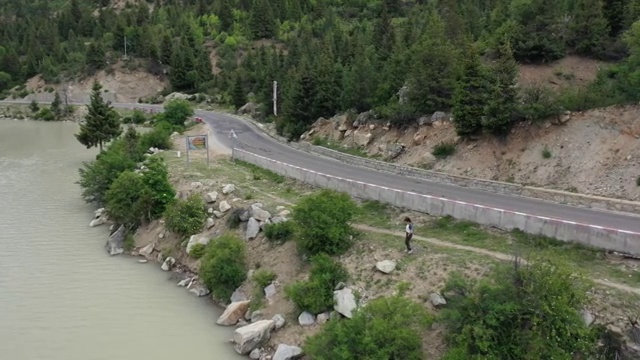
<box><xmin>205</xmin><ymin>217</ymin><xmax>215</xmax><ymax>229</ymax></box>
<box><xmin>89</xmin><ymin>216</ymin><xmax>107</xmax><ymax>227</ymax></box>
<box><xmin>251</xmin><ymin>204</ymin><xmax>271</xmax><ymax>222</ymax></box>
<box><xmin>217</xmin><ymin>300</ymin><xmax>251</xmax><ymax>326</ymax></box>
<box><xmin>272</xmin><ymin>314</ymin><xmax>286</xmax><ymax>330</ymax></box>
<box><xmin>249</xmin><ymin>349</ymin><xmax>262</xmax><ymax>360</ymax></box>
<box><xmin>177</xmin><ymin>277</ymin><xmax>192</xmax><ymax>287</ymax></box>
<box><xmin>376</xmin><ymin>260</ymin><xmax>397</xmax><ymax>274</ymax></box>
<box><xmin>334</xmin><ymin>288</ymin><xmax>357</xmax><ymax>319</ymax></box>
<box><xmin>246</xmin><ymin>218</ymin><xmax>260</xmax><ymax>240</ymax></box>
<box><xmin>214</xmin><ymin>210</ymin><xmax>224</xmax><ymax>218</ymax></box>
<box><xmin>298</xmin><ymin>311</ymin><xmax>315</xmax><ymax>326</ymax></box>
<box><xmin>231</xmin><ymin>289</ymin><xmax>247</xmax><ymax>303</ymax></box>
<box><xmin>430</xmin><ymin>293</ymin><xmax>447</xmax><ymax>307</ymax></box>
<box><xmin>105</xmin><ymin>225</ymin><xmax>125</xmax><ymax>256</ymax></box>
<box><xmin>222</xmin><ymin>184</ymin><xmax>236</xmax><ymax>195</ymax></box>
<box><xmin>276</xmin><ymin>206</ymin><xmax>286</xmax><ymax>211</ymax></box>
<box><xmin>219</xmin><ymin>201</ymin><xmax>232</xmax><ymax>213</ymax></box>
<box><xmin>259</xmin><ymin>219</ymin><xmax>272</xmax><ymax>231</ymax></box>
<box><xmin>161</xmin><ymin>257</ymin><xmax>176</xmax><ymax>271</ymax></box>
<box><xmin>188</xmin><ymin>285</ymin><xmax>210</xmax><ymax>297</ymax></box>
<box><xmin>205</xmin><ymin>191</ymin><xmax>218</xmax><ymax>203</ymax></box>
<box><xmin>271</xmin><ymin>216</ymin><xmax>287</xmax><ymax>224</ymax></box>
<box><xmin>250</xmin><ymin>310</ymin><xmax>265</xmax><ymax>323</ymax></box>
<box><xmin>187</xmin><ymin>235</ymin><xmax>211</xmax><ymax>254</ymax></box>
<box><xmin>316</xmin><ymin>312</ymin><xmax>330</xmax><ymax>324</ymax></box>
<box><xmin>581</xmin><ymin>310</ymin><xmax>595</xmax><ymax>327</ymax></box>
<box><xmin>232</xmin><ymin>320</ymin><xmax>275</xmax><ymax>355</ymax></box>
<box><xmin>208</xmin><ymin>207</ymin><xmax>214</xmax><ymax>214</ymax></box>
<box><xmin>137</xmin><ymin>259</ymin><xmax>148</xmax><ymax>264</ymax></box>
<box><xmin>264</xmin><ymin>283</ymin><xmax>277</xmax><ymax>301</ymax></box>
<box><xmin>273</xmin><ymin>344</ymin><xmax>304</xmax><ymax>360</ymax></box>
<box><xmin>278</xmin><ymin>210</ymin><xmax>290</xmax><ymax>216</ymax></box>
<box><xmin>139</xmin><ymin>243</ymin><xmax>154</xmax><ymax>257</ymax></box>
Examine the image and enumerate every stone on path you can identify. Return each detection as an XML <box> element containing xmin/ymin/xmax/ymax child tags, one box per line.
<box><xmin>298</xmin><ymin>311</ymin><xmax>315</xmax><ymax>326</ymax></box>
<box><xmin>375</xmin><ymin>260</ymin><xmax>396</xmax><ymax>274</ymax></box>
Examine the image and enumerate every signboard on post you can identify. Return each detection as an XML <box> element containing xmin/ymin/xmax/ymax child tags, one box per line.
<box><xmin>186</xmin><ymin>134</ymin><xmax>209</xmax><ymax>167</ymax></box>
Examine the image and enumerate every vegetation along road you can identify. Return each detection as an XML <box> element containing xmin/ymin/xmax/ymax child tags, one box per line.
<box><xmin>5</xmin><ymin>99</ymin><xmax>640</xmax><ymax>238</ymax></box>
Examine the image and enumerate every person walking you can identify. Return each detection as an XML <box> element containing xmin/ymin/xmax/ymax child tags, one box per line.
<box><xmin>404</xmin><ymin>217</ymin><xmax>414</xmax><ymax>254</ymax></box>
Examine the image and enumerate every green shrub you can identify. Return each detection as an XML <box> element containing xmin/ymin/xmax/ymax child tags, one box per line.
<box><xmin>160</xmin><ymin>99</ymin><xmax>194</xmax><ymax>127</ymax></box>
<box><xmin>131</xmin><ymin>110</ymin><xmax>147</xmax><ymax>124</ymax></box>
<box><xmin>253</xmin><ymin>269</ymin><xmax>277</xmax><ymax>288</ymax></box>
<box><xmin>164</xmin><ymin>194</ymin><xmax>206</xmax><ymax>237</ymax></box>
<box><xmin>636</xmin><ymin>175</ymin><xmax>640</xmax><ymax>186</ymax></box>
<box><xmin>105</xmin><ymin>171</ymin><xmax>152</xmax><ymax>227</ymax></box>
<box><xmin>121</xmin><ymin>116</ymin><xmax>132</xmax><ymax>124</ymax></box>
<box><xmin>304</xmin><ymin>296</ymin><xmax>432</xmax><ymax>360</ymax></box>
<box><xmin>189</xmin><ymin>243</ymin><xmax>207</xmax><ymax>259</ymax></box>
<box><xmin>123</xmin><ymin>234</ymin><xmax>135</xmax><ymax>252</ymax></box>
<box><xmin>516</xmin><ymin>85</ymin><xmax>562</xmax><ymax>122</ymax></box>
<box><xmin>432</xmin><ymin>141</ymin><xmax>456</xmax><ymax>159</ymax></box>
<box><xmin>35</xmin><ymin>108</ymin><xmax>55</xmax><ymax>121</ymax></box>
<box><xmin>199</xmin><ymin>234</ymin><xmax>247</xmax><ymax>300</ymax></box>
<box><xmin>542</xmin><ymin>146</ymin><xmax>552</xmax><ymax>159</ymax></box>
<box><xmin>138</xmin><ymin>121</ymin><xmax>173</xmax><ymax>151</ymax></box>
<box><xmin>264</xmin><ymin>221</ymin><xmax>296</xmax><ymax>243</ymax></box>
<box><xmin>440</xmin><ymin>259</ymin><xmax>599</xmax><ymax>359</ymax></box>
<box><xmin>292</xmin><ymin>190</ymin><xmax>358</xmax><ymax>255</ymax></box>
<box><xmin>286</xmin><ymin>254</ymin><xmax>348</xmax><ymax>314</ymax></box>
<box><xmin>77</xmin><ymin>140</ymin><xmax>137</xmax><ymax>205</ymax></box>
<box><xmin>140</xmin><ymin>156</ymin><xmax>175</xmax><ymax>219</ymax></box>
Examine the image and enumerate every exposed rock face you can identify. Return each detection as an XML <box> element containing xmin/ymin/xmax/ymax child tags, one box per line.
<box><xmin>105</xmin><ymin>224</ymin><xmax>125</xmax><ymax>256</ymax></box>
<box><xmin>232</xmin><ymin>319</ymin><xmax>276</xmax><ymax>355</ymax></box>
<box><xmin>353</xmin><ymin>131</ymin><xmax>373</xmax><ymax>147</ymax></box>
<box><xmin>334</xmin><ymin>288</ymin><xmax>357</xmax><ymax>318</ymax></box>
<box><xmin>217</xmin><ymin>300</ymin><xmax>251</xmax><ymax>326</ymax></box>
<box><xmin>272</xmin><ymin>344</ymin><xmax>304</xmax><ymax>360</ymax></box>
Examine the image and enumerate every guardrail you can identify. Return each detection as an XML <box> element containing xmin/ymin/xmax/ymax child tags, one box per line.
<box><xmin>234</xmin><ymin>147</ymin><xmax>640</xmax><ymax>256</ymax></box>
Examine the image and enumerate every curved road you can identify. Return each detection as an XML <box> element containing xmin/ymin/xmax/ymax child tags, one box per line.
<box><xmin>4</xmin><ymin>100</ymin><xmax>640</xmax><ymax>233</ymax></box>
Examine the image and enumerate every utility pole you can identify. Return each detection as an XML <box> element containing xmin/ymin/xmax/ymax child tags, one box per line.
<box><xmin>273</xmin><ymin>80</ymin><xmax>278</xmax><ymax>116</ymax></box>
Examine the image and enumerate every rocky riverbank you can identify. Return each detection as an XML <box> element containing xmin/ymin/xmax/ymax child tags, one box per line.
<box><xmin>88</xmin><ymin>124</ymin><xmax>640</xmax><ymax>359</ymax></box>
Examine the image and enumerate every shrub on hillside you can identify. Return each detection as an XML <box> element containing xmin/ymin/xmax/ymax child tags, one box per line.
<box><xmin>292</xmin><ymin>189</ymin><xmax>358</xmax><ymax>255</ymax></box>
<box><xmin>304</xmin><ymin>296</ymin><xmax>432</xmax><ymax>360</ymax></box>
<box><xmin>77</xmin><ymin>140</ymin><xmax>137</xmax><ymax>205</ymax></box>
<box><xmin>105</xmin><ymin>170</ymin><xmax>152</xmax><ymax>227</ymax></box>
<box><xmin>285</xmin><ymin>254</ymin><xmax>348</xmax><ymax>314</ymax></box>
<box><xmin>131</xmin><ymin>110</ymin><xmax>147</xmax><ymax>124</ymax></box>
<box><xmin>189</xmin><ymin>243</ymin><xmax>206</xmax><ymax>259</ymax></box>
<box><xmin>138</xmin><ymin>121</ymin><xmax>174</xmax><ymax>151</ymax></box>
<box><xmin>440</xmin><ymin>258</ymin><xmax>599</xmax><ymax>359</ymax></box>
<box><xmin>516</xmin><ymin>85</ymin><xmax>562</xmax><ymax>122</ymax></box>
<box><xmin>140</xmin><ymin>156</ymin><xmax>175</xmax><ymax>219</ymax></box>
<box><xmin>264</xmin><ymin>221</ymin><xmax>296</xmax><ymax>243</ymax></box>
<box><xmin>253</xmin><ymin>269</ymin><xmax>277</xmax><ymax>288</ymax></box>
<box><xmin>432</xmin><ymin>141</ymin><xmax>456</xmax><ymax>159</ymax></box>
<box><xmin>160</xmin><ymin>99</ymin><xmax>193</xmax><ymax>127</ymax></box>
<box><xmin>164</xmin><ymin>194</ymin><xmax>206</xmax><ymax>237</ymax></box>
<box><xmin>199</xmin><ymin>234</ymin><xmax>247</xmax><ymax>300</ymax></box>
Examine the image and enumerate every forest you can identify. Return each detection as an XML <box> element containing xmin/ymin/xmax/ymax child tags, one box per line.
<box><xmin>3</xmin><ymin>0</ymin><xmax>640</xmax><ymax>139</ymax></box>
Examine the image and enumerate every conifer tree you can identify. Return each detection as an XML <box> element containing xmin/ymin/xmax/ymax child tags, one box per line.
<box><xmin>569</xmin><ymin>0</ymin><xmax>610</xmax><ymax>57</ymax></box>
<box><xmin>452</xmin><ymin>44</ymin><xmax>491</xmax><ymax>137</ymax></box>
<box><xmin>250</xmin><ymin>0</ymin><xmax>276</xmax><ymax>39</ymax></box>
<box><xmin>75</xmin><ymin>81</ymin><xmax>121</xmax><ymax>152</ymax></box>
<box><xmin>232</xmin><ymin>74</ymin><xmax>246</xmax><ymax>110</ymax></box>
<box><xmin>484</xmin><ymin>38</ymin><xmax>518</xmax><ymax>136</ymax></box>
<box><xmin>51</xmin><ymin>92</ymin><xmax>63</xmax><ymax>120</ymax></box>
<box><xmin>219</xmin><ymin>0</ymin><xmax>234</xmax><ymax>32</ymax></box>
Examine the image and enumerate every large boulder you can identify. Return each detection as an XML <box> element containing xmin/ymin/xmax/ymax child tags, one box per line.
<box><xmin>376</xmin><ymin>260</ymin><xmax>396</xmax><ymax>274</ymax></box>
<box><xmin>231</xmin><ymin>289</ymin><xmax>248</xmax><ymax>303</ymax></box>
<box><xmin>334</xmin><ymin>288</ymin><xmax>357</xmax><ymax>319</ymax></box>
<box><xmin>161</xmin><ymin>257</ymin><xmax>176</xmax><ymax>271</ymax></box>
<box><xmin>272</xmin><ymin>314</ymin><xmax>286</xmax><ymax>330</ymax></box>
<box><xmin>353</xmin><ymin>110</ymin><xmax>375</xmax><ymax>127</ymax></box>
<box><xmin>353</xmin><ymin>131</ymin><xmax>373</xmax><ymax>147</ymax></box>
<box><xmin>238</xmin><ymin>102</ymin><xmax>259</xmax><ymax>117</ymax></box>
<box><xmin>219</xmin><ymin>201</ymin><xmax>232</xmax><ymax>213</ymax></box>
<box><xmin>205</xmin><ymin>191</ymin><xmax>218</xmax><ymax>203</ymax></box>
<box><xmin>273</xmin><ymin>344</ymin><xmax>304</xmax><ymax>360</ymax></box>
<box><xmin>298</xmin><ymin>311</ymin><xmax>315</xmax><ymax>326</ymax></box>
<box><xmin>431</xmin><ymin>111</ymin><xmax>450</xmax><ymax>123</ymax></box>
<box><xmin>246</xmin><ymin>218</ymin><xmax>261</xmax><ymax>240</ymax></box>
<box><xmin>250</xmin><ymin>204</ymin><xmax>271</xmax><ymax>222</ymax></box>
<box><xmin>233</xmin><ymin>319</ymin><xmax>276</xmax><ymax>355</ymax></box>
<box><xmin>217</xmin><ymin>300</ymin><xmax>251</xmax><ymax>326</ymax></box>
<box><xmin>139</xmin><ymin>243</ymin><xmax>155</xmax><ymax>257</ymax></box>
<box><xmin>430</xmin><ymin>293</ymin><xmax>447</xmax><ymax>307</ymax></box>
<box><xmin>105</xmin><ymin>224</ymin><xmax>125</xmax><ymax>256</ymax></box>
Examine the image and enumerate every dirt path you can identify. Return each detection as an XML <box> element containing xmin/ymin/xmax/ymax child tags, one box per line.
<box><xmin>353</xmin><ymin>224</ymin><xmax>640</xmax><ymax>296</ymax></box>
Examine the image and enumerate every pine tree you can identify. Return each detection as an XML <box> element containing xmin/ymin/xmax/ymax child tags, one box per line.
<box><xmin>232</xmin><ymin>74</ymin><xmax>246</xmax><ymax>110</ymax></box>
<box><xmin>452</xmin><ymin>44</ymin><xmax>491</xmax><ymax>137</ymax></box>
<box><xmin>569</xmin><ymin>0</ymin><xmax>610</xmax><ymax>57</ymax></box>
<box><xmin>508</xmin><ymin>0</ymin><xmax>565</xmax><ymax>63</ymax></box>
<box><xmin>86</xmin><ymin>42</ymin><xmax>106</xmax><ymax>73</ymax></box>
<box><xmin>484</xmin><ymin>38</ymin><xmax>518</xmax><ymax>136</ymax></box>
<box><xmin>219</xmin><ymin>0</ymin><xmax>234</xmax><ymax>32</ymax></box>
<box><xmin>250</xmin><ymin>0</ymin><xmax>277</xmax><ymax>39</ymax></box>
<box><xmin>281</xmin><ymin>59</ymin><xmax>316</xmax><ymax>139</ymax></box>
<box><xmin>75</xmin><ymin>81</ymin><xmax>122</xmax><ymax>152</ymax></box>
<box><xmin>374</xmin><ymin>2</ymin><xmax>395</xmax><ymax>60</ymax></box>
<box><xmin>51</xmin><ymin>92</ymin><xmax>63</xmax><ymax>120</ymax></box>
<box><xmin>29</xmin><ymin>100</ymin><xmax>39</xmax><ymax>113</ymax></box>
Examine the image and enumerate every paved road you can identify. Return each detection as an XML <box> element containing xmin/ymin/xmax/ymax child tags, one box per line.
<box><xmin>5</xmin><ymin>100</ymin><xmax>640</xmax><ymax>233</ymax></box>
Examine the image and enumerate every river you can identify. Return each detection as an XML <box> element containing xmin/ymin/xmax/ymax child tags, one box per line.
<box><xmin>0</xmin><ymin>120</ymin><xmax>241</xmax><ymax>360</ymax></box>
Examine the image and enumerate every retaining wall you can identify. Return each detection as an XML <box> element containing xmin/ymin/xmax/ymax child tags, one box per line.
<box><xmin>234</xmin><ymin>148</ymin><xmax>640</xmax><ymax>256</ymax></box>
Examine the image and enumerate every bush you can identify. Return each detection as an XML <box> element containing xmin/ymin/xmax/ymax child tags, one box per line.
<box><xmin>432</xmin><ymin>141</ymin><xmax>456</xmax><ymax>159</ymax></box>
<box><xmin>542</xmin><ymin>146</ymin><xmax>552</xmax><ymax>159</ymax></box>
<box><xmin>105</xmin><ymin>170</ymin><xmax>152</xmax><ymax>227</ymax></box>
<box><xmin>160</xmin><ymin>99</ymin><xmax>194</xmax><ymax>127</ymax></box>
<box><xmin>440</xmin><ymin>258</ymin><xmax>599</xmax><ymax>359</ymax></box>
<box><xmin>189</xmin><ymin>243</ymin><xmax>207</xmax><ymax>259</ymax></box>
<box><xmin>35</xmin><ymin>108</ymin><xmax>55</xmax><ymax>121</ymax></box>
<box><xmin>516</xmin><ymin>85</ymin><xmax>562</xmax><ymax>122</ymax></box>
<box><xmin>304</xmin><ymin>296</ymin><xmax>432</xmax><ymax>360</ymax></box>
<box><xmin>292</xmin><ymin>190</ymin><xmax>358</xmax><ymax>255</ymax></box>
<box><xmin>199</xmin><ymin>234</ymin><xmax>247</xmax><ymax>300</ymax></box>
<box><xmin>131</xmin><ymin>110</ymin><xmax>147</xmax><ymax>124</ymax></box>
<box><xmin>264</xmin><ymin>221</ymin><xmax>296</xmax><ymax>243</ymax></box>
<box><xmin>253</xmin><ymin>269</ymin><xmax>277</xmax><ymax>288</ymax></box>
<box><xmin>164</xmin><ymin>194</ymin><xmax>206</xmax><ymax>237</ymax></box>
<box><xmin>140</xmin><ymin>156</ymin><xmax>175</xmax><ymax>219</ymax></box>
<box><xmin>77</xmin><ymin>140</ymin><xmax>137</xmax><ymax>205</ymax></box>
<box><xmin>138</xmin><ymin>121</ymin><xmax>173</xmax><ymax>151</ymax></box>
<box><xmin>286</xmin><ymin>254</ymin><xmax>348</xmax><ymax>314</ymax></box>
